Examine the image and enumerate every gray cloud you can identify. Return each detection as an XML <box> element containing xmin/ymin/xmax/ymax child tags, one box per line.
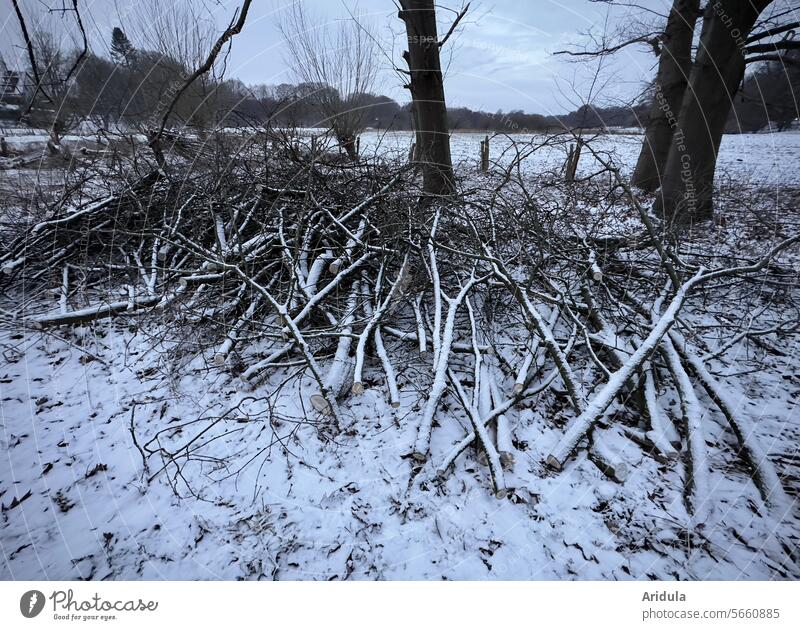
<box><xmin>0</xmin><ymin>0</ymin><xmax>680</xmax><ymax>114</ymax></box>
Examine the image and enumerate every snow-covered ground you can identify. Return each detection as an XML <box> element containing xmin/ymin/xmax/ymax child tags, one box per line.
<box><xmin>1</xmin><ymin>131</ymin><xmax>798</xmax><ymax>581</ymax></box>
<box><xmin>4</xmin><ymin>127</ymin><xmax>800</xmax><ymax>188</ymax></box>
<box><xmin>1</xmin><ymin>316</ymin><xmax>797</xmax><ymax>580</ymax></box>
<box><xmin>359</xmin><ymin>130</ymin><xmax>800</xmax><ymax>188</ymax></box>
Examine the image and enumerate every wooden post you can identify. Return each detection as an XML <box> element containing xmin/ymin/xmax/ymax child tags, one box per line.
<box><xmin>480</xmin><ymin>135</ymin><xmax>489</xmax><ymax>172</ymax></box>
<box><xmin>565</xmin><ymin>140</ymin><xmax>581</xmax><ymax>183</ymax></box>
<box><xmin>564</xmin><ymin>144</ymin><xmax>574</xmax><ymax>182</ymax></box>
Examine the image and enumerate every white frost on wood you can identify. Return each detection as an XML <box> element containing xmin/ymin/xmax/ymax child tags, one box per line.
<box><xmin>513</xmin><ymin>306</ymin><xmax>557</xmax><ymax>393</ymax></box>
<box><xmin>352</xmin><ymin>256</ymin><xmax>409</xmax><ymax>393</ymax></box>
<box><xmin>213</xmin><ymin>295</ymin><xmax>262</xmax><ymax>366</ymax></box>
<box><xmin>661</xmin><ymin>336</ymin><xmax>712</xmax><ymax>524</ymax></box>
<box><xmin>310</xmin><ymin>288</ymin><xmax>359</xmax><ymax>415</ymax></box>
<box><xmin>29</xmin><ymin>295</ymin><xmax>161</xmax><ymax>328</ymax></box>
<box><xmin>489</xmin><ymin>369</ymin><xmax>514</xmax><ymax>468</ymax></box>
<box><xmin>412</xmin><ymin>273</ymin><xmax>480</xmax><ymax>460</ymax></box>
<box><xmin>547</xmin><ymin>270</ymin><xmax>704</xmax><ymax>469</ymax></box>
<box><xmin>374</xmin><ymin>326</ymin><xmax>400</xmax><ymax>407</ymax></box>
<box><xmin>673</xmin><ymin>332</ymin><xmax>792</xmax><ymax>516</ymax></box>
<box><xmin>643</xmin><ymin>363</ymin><xmax>679</xmax><ymax>457</ymax></box>
<box><xmin>59</xmin><ymin>265</ymin><xmax>69</xmax><ymax>315</ymax></box>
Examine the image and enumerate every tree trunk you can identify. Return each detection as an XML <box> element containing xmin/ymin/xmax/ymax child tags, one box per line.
<box><xmin>339</xmin><ymin>133</ymin><xmax>358</xmax><ymax>161</ymax></box>
<box><xmin>399</xmin><ymin>0</ymin><xmax>455</xmax><ymax>196</ymax></box>
<box><xmin>631</xmin><ymin>0</ymin><xmax>701</xmax><ymax>192</ymax></box>
<box><xmin>654</xmin><ymin>0</ymin><xmax>772</xmax><ymax>227</ymax></box>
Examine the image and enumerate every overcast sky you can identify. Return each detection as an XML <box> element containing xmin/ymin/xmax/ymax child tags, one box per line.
<box><xmin>0</xmin><ymin>0</ymin><xmax>695</xmax><ymax>115</ymax></box>
<box><xmin>213</xmin><ymin>0</ymin><xmax>672</xmax><ymax>114</ymax></box>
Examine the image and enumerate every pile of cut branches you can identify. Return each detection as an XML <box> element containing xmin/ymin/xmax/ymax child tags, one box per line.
<box><xmin>1</xmin><ymin>130</ymin><xmax>797</xmax><ymax>526</ymax></box>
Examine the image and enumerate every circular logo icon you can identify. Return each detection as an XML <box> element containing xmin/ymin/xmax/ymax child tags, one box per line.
<box><xmin>20</xmin><ymin>590</ymin><xmax>46</xmax><ymax>618</ymax></box>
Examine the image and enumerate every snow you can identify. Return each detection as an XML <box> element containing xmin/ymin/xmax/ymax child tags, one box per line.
<box><xmin>5</xmin><ymin>128</ymin><xmax>800</xmax><ymax>188</ymax></box>
<box><xmin>1</xmin><ymin>130</ymin><xmax>799</xmax><ymax>581</ymax></box>
<box><xmin>661</xmin><ymin>337</ymin><xmax>712</xmax><ymax>526</ymax></box>
<box><xmin>2</xmin><ymin>307</ymin><xmax>797</xmax><ymax>579</ymax></box>
<box><xmin>359</xmin><ymin>129</ymin><xmax>800</xmax><ymax>187</ymax></box>
<box><xmin>549</xmin><ymin>271</ymin><xmax>703</xmax><ymax>468</ymax></box>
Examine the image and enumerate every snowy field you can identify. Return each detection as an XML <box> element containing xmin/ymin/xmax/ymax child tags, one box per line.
<box><xmin>1</xmin><ymin>131</ymin><xmax>798</xmax><ymax>581</ymax></box>
<box><xmin>359</xmin><ymin>130</ymin><xmax>800</xmax><ymax>188</ymax></box>
<box><xmin>5</xmin><ymin>127</ymin><xmax>800</xmax><ymax>187</ymax></box>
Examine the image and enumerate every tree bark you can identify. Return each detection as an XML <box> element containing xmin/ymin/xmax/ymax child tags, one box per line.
<box><xmin>339</xmin><ymin>133</ymin><xmax>358</xmax><ymax>161</ymax></box>
<box><xmin>631</xmin><ymin>0</ymin><xmax>701</xmax><ymax>192</ymax></box>
<box><xmin>654</xmin><ymin>0</ymin><xmax>772</xmax><ymax>227</ymax></box>
<box><xmin>399</xmin><ymin>0</ymin><xmax>455</xmax><ymax>196</ymax></box>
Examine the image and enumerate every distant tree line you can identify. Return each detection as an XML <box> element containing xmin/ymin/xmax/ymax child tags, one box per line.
<box><xmin>730</xmin><ymin>50</ymin><xmax>800</xmax><ymax>132</ymax></box>
<box><xmin>2</xmin><ymin>23</ymin><xmax>797</xmax><ymax>140</ymax></box>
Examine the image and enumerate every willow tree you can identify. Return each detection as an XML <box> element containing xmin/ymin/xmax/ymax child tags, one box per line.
<box><xmin>631</xmin><ymin>0</ymin><xmax>701</xmax><ymax>191</ymax></box>
<box><xmin>279</xmin><ymin>4</ymin><xmax>378</xmax><ymax>160</ymax></box>
<box><xmin>399</xmin><ymin>0</ymin><xmax>464</xmax><ymax>196</ymax></box>
<box><xmin>655</xmin><ymin>0</ymin><xmax>773</xmax><ymax>226</ymax></box>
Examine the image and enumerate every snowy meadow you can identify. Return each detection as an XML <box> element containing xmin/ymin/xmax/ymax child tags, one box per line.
<box><xmin>1</xmin><ymin>127</ymin><xmax>798</xmax><ymax>580</ymax></box>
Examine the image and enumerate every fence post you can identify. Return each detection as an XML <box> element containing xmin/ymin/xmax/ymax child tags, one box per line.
<box><xmin>565</xmin><ymin>140</ymin><xmax>582</xmax><ymax>183</ymax></box>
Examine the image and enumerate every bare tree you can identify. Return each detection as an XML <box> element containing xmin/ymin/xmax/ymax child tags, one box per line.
<box><xmin>128</xmin><ymin>0</ymin><xmax>216</xmax><ymax>71</ymax></box>
<box><xmin>10</xmin><ymin>0</ymin><xmax>88</xmax><ymax>152</ymax></box>
<box><xmin>556</xmin><ymin>1</ymin><xmax>796</xmax><ymax>222</ymax></box>
<box><xmin>125</xmin><ymin>0</ymin><xmax>225</xmax><ymax>135</ymax></box>
<box><xmin>654</xmin><ymin>0</ymin><xmax>774</xmax><ymax>226</ymax></box>
<box><xmin>148</xmin><ymin>0</ymin><xmax>253</xmax><ymax>166</ymax></box>
<box><xmin>631</xmin><ymin>0</ymin><xmax>701</xmax><ymax>191</ymax></box>
<box><xmin>398</xmin><ymin>0</ymin><xmax>462</xmax><ymax>195</ymax></box>
<box><xmin>23</xmin><ymin>30</ymin><xmax>82</xmax><ymax>152</ymax></box>
<box><xmin>279</xmin><ymin>4</ymin><xmax>379</xmax><ymax>160</ymax></box>
<box><xmin>552</xmin><ymin>1</ymin><xmax>700</xmax><ymax>192</ymax></box>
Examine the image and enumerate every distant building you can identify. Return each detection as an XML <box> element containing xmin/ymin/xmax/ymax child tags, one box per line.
<box><xmin>0</xmin><ymin>56</ymin><xmax>25</xmax><ymax>121</ymax></box>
